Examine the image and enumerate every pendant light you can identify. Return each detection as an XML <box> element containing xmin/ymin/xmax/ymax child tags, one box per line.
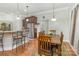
<box><xmin>26</xmin><ymin>6</ymin><xmax>29</xmax><ymax>21</ymax></box>
<box><xmin>16</xmin><ymin>3</ymin><xmax>20</xmax><ymax>20</ymax></box>
<box><xmin>17</xmin><ymin>16</ymin><xmax>20</xmax><ymax>19</ymax></box>
<box><xmin>51</xmin><ymin>4</ymin><xmax>56</xmax><ymax>21</ymax></box>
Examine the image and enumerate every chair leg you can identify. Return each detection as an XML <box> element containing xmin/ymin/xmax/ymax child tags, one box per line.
<box><xmin>12</xmin><ymin>40</ymin><xmax>14</xmax><ymax>51</ymax></box>
<box><xmin>39</xmin><ymin>54</ymin><xmax>42</xmax><ymax>56</ymax></box>
<box><xmin>39</xmin><ymin>53</ymin><xmax>42</xmax><ymax>56</ymax></box>
<box><xmin>51</xmin><ymin>49</ymin><xmax>53</xmax><ymax>56</ymax></box>
<box><xmin>38</xmin><ymin>51</ymin><xmax>42</xmax><ymax>56</ymax></box>
<box><xmin>21</xmin><ymin>38</ymin><xmax>23</xmax><ymax>52</ymax></box>
<box><xmin>16</xmin><ymin>41</ymin><xmax>17</xmax><ymax>53</ymax></box>
<box><xmin>58</xmin><ymin>45</ymin><xmax>61</xmax><ymax>56</ymax></box>
<box><xmin>24</xmin><ymin>37</ymin><xmax>26</xmax><ymax>47</ymax></box>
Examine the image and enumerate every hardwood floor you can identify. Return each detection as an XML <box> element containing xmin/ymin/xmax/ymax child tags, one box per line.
<box><xmin>0</xmin><ymin>39</ymin><xmax>38</xmax><ymax>56</ymax></box>
<box><xmin>0</xmin><ymin>39</ymin><xmax>77</xmax><ymax>56</ymax></box>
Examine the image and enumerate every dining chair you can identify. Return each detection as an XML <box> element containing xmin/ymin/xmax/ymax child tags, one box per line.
<box><xmin>0</xmin><ymin>32</ymin><xmax>4</xmax><ymax>55</ymax></box>
<box><xmin>50</xmin><ymin>32</ymin><xmax>64</xmax><ymax>56</ymax></box>
<box><xmin>59</xmin><ymin>32</ymin><xmax>64</xmax><ymax>55</ymax></box>
<box><xmin>38</xmin><ymin>35</ymin><xmax>52</xmax><ymax>56</ymax></box>
<box><xmin>39</xmin><ymin>31</ymin><xmax>46</xmax><ymax>36</ymax></box>
<box><xmin>12</xmin><ymin>31</ymin><xmax>23</xmax><ymax>52</ymax></box>
<box><xmin>39</xmin><ymin>32</ymin><xmax>45</xmax><ymax>36</ymax></box>
<box><xmin>49</xmin><ymin>30</ymin><xmax>56</xmax><ymax>35</ymax></box>
<box><xmin>55</xmin><ymin>32</ymin><xmax>64</xmax><ymax>56</ymax></box>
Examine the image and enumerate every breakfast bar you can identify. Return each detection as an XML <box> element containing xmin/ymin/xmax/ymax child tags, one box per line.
<box><xmin>0</xmin><ymin>31</ymin><xmax>27</xmax><ymax>51</ymax></box>
<box><xmin>0</xmin><ymin>31</ymin><xmax>14</xmax><ymax>51</ymax></box>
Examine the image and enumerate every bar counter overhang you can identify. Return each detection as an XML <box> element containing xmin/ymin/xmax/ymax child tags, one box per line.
<box><xmin>0</xmin><ymin>31</ymin><xmax>27</xmax><ymax>51</ymax></box>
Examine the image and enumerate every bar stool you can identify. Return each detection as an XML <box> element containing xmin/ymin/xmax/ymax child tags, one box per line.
<box><xmin>0</xmin><ymin>32</ymin><xmax>4</xmax><ymax>55</ymax></box>
<box><xmin>22</xmin><ymin>30</ymin><xmax>27</xmax><ymax>47</ymax></box>
<box><xmin>12</xmin><ymin>31</ymin><xmax>23</xmax><ymax>52</ymax></box>
<box><xmin>22</xmin><ymin>28</ymin><xmax>29</xmax><ymax>46</ymax></box>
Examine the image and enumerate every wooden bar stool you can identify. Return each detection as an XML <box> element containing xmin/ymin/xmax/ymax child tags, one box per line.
<box><xmin>22</xmin><ymin>28</ymin><xmax>29</xmax><ymax>47</ymax></box>
<box><xmin>22</xmin><ymin>30</ymin><xmax>27</xmax><ymax>47</ymax></box>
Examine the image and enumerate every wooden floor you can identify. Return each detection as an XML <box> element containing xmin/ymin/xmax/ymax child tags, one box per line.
<box><xmin>0</xmin><ymin>39</ymin><xmax>77</xmax><ymax>56</ymax></box>
<box><xmin>0</xmin><ymin>39</ymin><xmax>38</xmax><ymax>56</ymax></box>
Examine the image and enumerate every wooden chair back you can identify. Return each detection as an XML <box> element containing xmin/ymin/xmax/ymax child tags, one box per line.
<box><xmin>60</xmin><ymin>32</ymin><xmax>64</xmax><ymax>45</ymax></box>
<box><xmin>38</xmin><ymin>35</ymin><xmax>52</xmax><ymax>56</ymax></box>
<box><xmin>57</xmin><ymin>32</ymin><xmax>64</xmax><ymax>56</ymax></box>
<box><xmin>39</xmin><ymin>32</ymin><xmax>45</xmax><ymax>36</ymax></box>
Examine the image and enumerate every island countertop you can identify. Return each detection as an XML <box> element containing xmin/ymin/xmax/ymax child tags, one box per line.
<box><xmin>0</xmin><ymin>31</ymin><xmax>15</xmax><ymax>33</ymax></box>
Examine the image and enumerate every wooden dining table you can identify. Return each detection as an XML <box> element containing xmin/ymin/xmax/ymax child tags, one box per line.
<box><xmin>38</xmin><ymin>34</ymin><xmax>61</xmax><ymax>56</ymax></box>
<box><xmin>48</xmin><ymin>35</ymin><xmax>61</xmax><ymax>55</ymax></box>
<box><xmin>51</xmin><ymin>35</ymin><xmax>61</xmax><ymax>44</ymax></box>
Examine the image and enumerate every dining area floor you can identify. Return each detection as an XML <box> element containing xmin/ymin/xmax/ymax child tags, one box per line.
<box><xmin>0</xmin><ymin>39</ymin><xmax>77</xmax><ymax>56</ymax></box>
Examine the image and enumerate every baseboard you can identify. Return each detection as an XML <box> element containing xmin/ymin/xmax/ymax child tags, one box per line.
<box><xmin>63</xmin><ymin>40</ymin><xmax>70</xmax><ymax>42</ymax></box>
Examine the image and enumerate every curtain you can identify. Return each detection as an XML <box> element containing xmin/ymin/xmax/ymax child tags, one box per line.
<box><xmin>70</xmin><ymin>4</ymin><xmax>79</xmax><ymax>46</ymax></box>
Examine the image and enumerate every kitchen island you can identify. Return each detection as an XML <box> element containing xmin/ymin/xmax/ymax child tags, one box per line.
<box><xmin>0</xmin><ymin>31</ymin><xmax>28</xmax><ymax>51</ymax></box>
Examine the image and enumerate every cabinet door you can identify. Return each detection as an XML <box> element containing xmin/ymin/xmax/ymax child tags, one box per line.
<box><xmin>27</xmin><ymin>23</ymin><xmax>34</xmax><ymax>38</ymax></box>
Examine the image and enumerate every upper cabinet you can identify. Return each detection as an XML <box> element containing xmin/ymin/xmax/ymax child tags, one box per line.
<box><xmin>23</xmin><ymin>16</ymin><xmax>37</xmax><ymax>29</ymax></box>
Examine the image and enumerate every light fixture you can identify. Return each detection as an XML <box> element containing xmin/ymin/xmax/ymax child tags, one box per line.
<box><xmin>17</xmin><ymin>16</ymin><xmax>20</xmax><ymax>20</ymax></box>
<box><xmin>51</xmin><ymin>4</ymin><xmax>56</xmax><ymax>21</ymax></box>
<box><xmin>51</xmin><ymin>18</ymin><xmax>56</xmax><ymax>21</ymax></box>
<box><xmin>24</xmin><ymin>9</ymin><xmax>27</xmax><ymax>12</ymax></box>
<box><xmin>26</xmin><ymin>6</ymin><xmax>29</xmax><ymax>21</ymax></box>
<box><xmin>26</xmin><ymin>18</ymin><xmax>29</xmax><ymax>21</ymax></box>
<box><xmin>16</xmin><ymin>3</ymin><xmax>20</xmax><ymax>20</ymax></box>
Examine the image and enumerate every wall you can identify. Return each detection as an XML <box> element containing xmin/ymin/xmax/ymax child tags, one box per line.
<box><xmin>0</xmin><ymin>12</ymin><xmax>23</xmax><ymax>51</ymax></box>
<box><xmin>32</xmin><ymin>7</ymin><xmax>72</xmax><ymax>41</ymax></box>
<box><xmin>73</xmin><ymin>7</ymin><xmax>79</xmax><ymax>52</ymax></box>
<box><xmin>0</xmin><ymin>6</ymin><xmax>73</xmax><ymax>42</ymax></box>
<box><xmin>0</xmin><ymin>12</ymin><xmax>23</xmax><ymax>31</ymax></box>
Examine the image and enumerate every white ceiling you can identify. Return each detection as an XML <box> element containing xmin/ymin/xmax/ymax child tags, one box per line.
<box><xmin>0</xmin><ymin>3</ymin><xmax>75</xmax><ymax>15</ymax></box>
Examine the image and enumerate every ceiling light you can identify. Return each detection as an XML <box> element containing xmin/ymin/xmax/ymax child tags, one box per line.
<box><xmin>24</xmin><ymin>9</ymin><xmax>27</xmax><ymax>12</ymax></box>
<box><xmin>25</xmin><ymin>6</ymin><xmax>29</xmax><ymax>21</ymax></box>
<box><xmin>51</xmin><ymin>4</ymin><xmax>56</xmax><ymax>21</ymax></box>
<box><xmin>16</xmin><ymin>3</ymin><xmax>20</xmax><ymax>20</ymax></box>
<box><xmin>51</xmin><ymin>18</ymin><xmax>56</xmax><ymax>21</ymax></box>
<box><xmin>17</xmin><ymin>16</ymin><xmax>20</xmax><ymax>20</ymax></box>
<box><xmin>26</xmin><ymin>18</ymin><xmax>29</xmax><ymax>21</ymax></box>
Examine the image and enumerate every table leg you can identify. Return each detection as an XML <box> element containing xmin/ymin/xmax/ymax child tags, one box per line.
<box><xmin>58</xmin><ymin>45</ymin><xmax>61</xmax><ymax>56</ymax></box>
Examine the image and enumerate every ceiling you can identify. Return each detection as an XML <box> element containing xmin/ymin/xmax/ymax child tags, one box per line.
<box><xmin>0</xmin><ymin>3</ymin><xmax>75</xmax><ymax>15</ymax></box>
